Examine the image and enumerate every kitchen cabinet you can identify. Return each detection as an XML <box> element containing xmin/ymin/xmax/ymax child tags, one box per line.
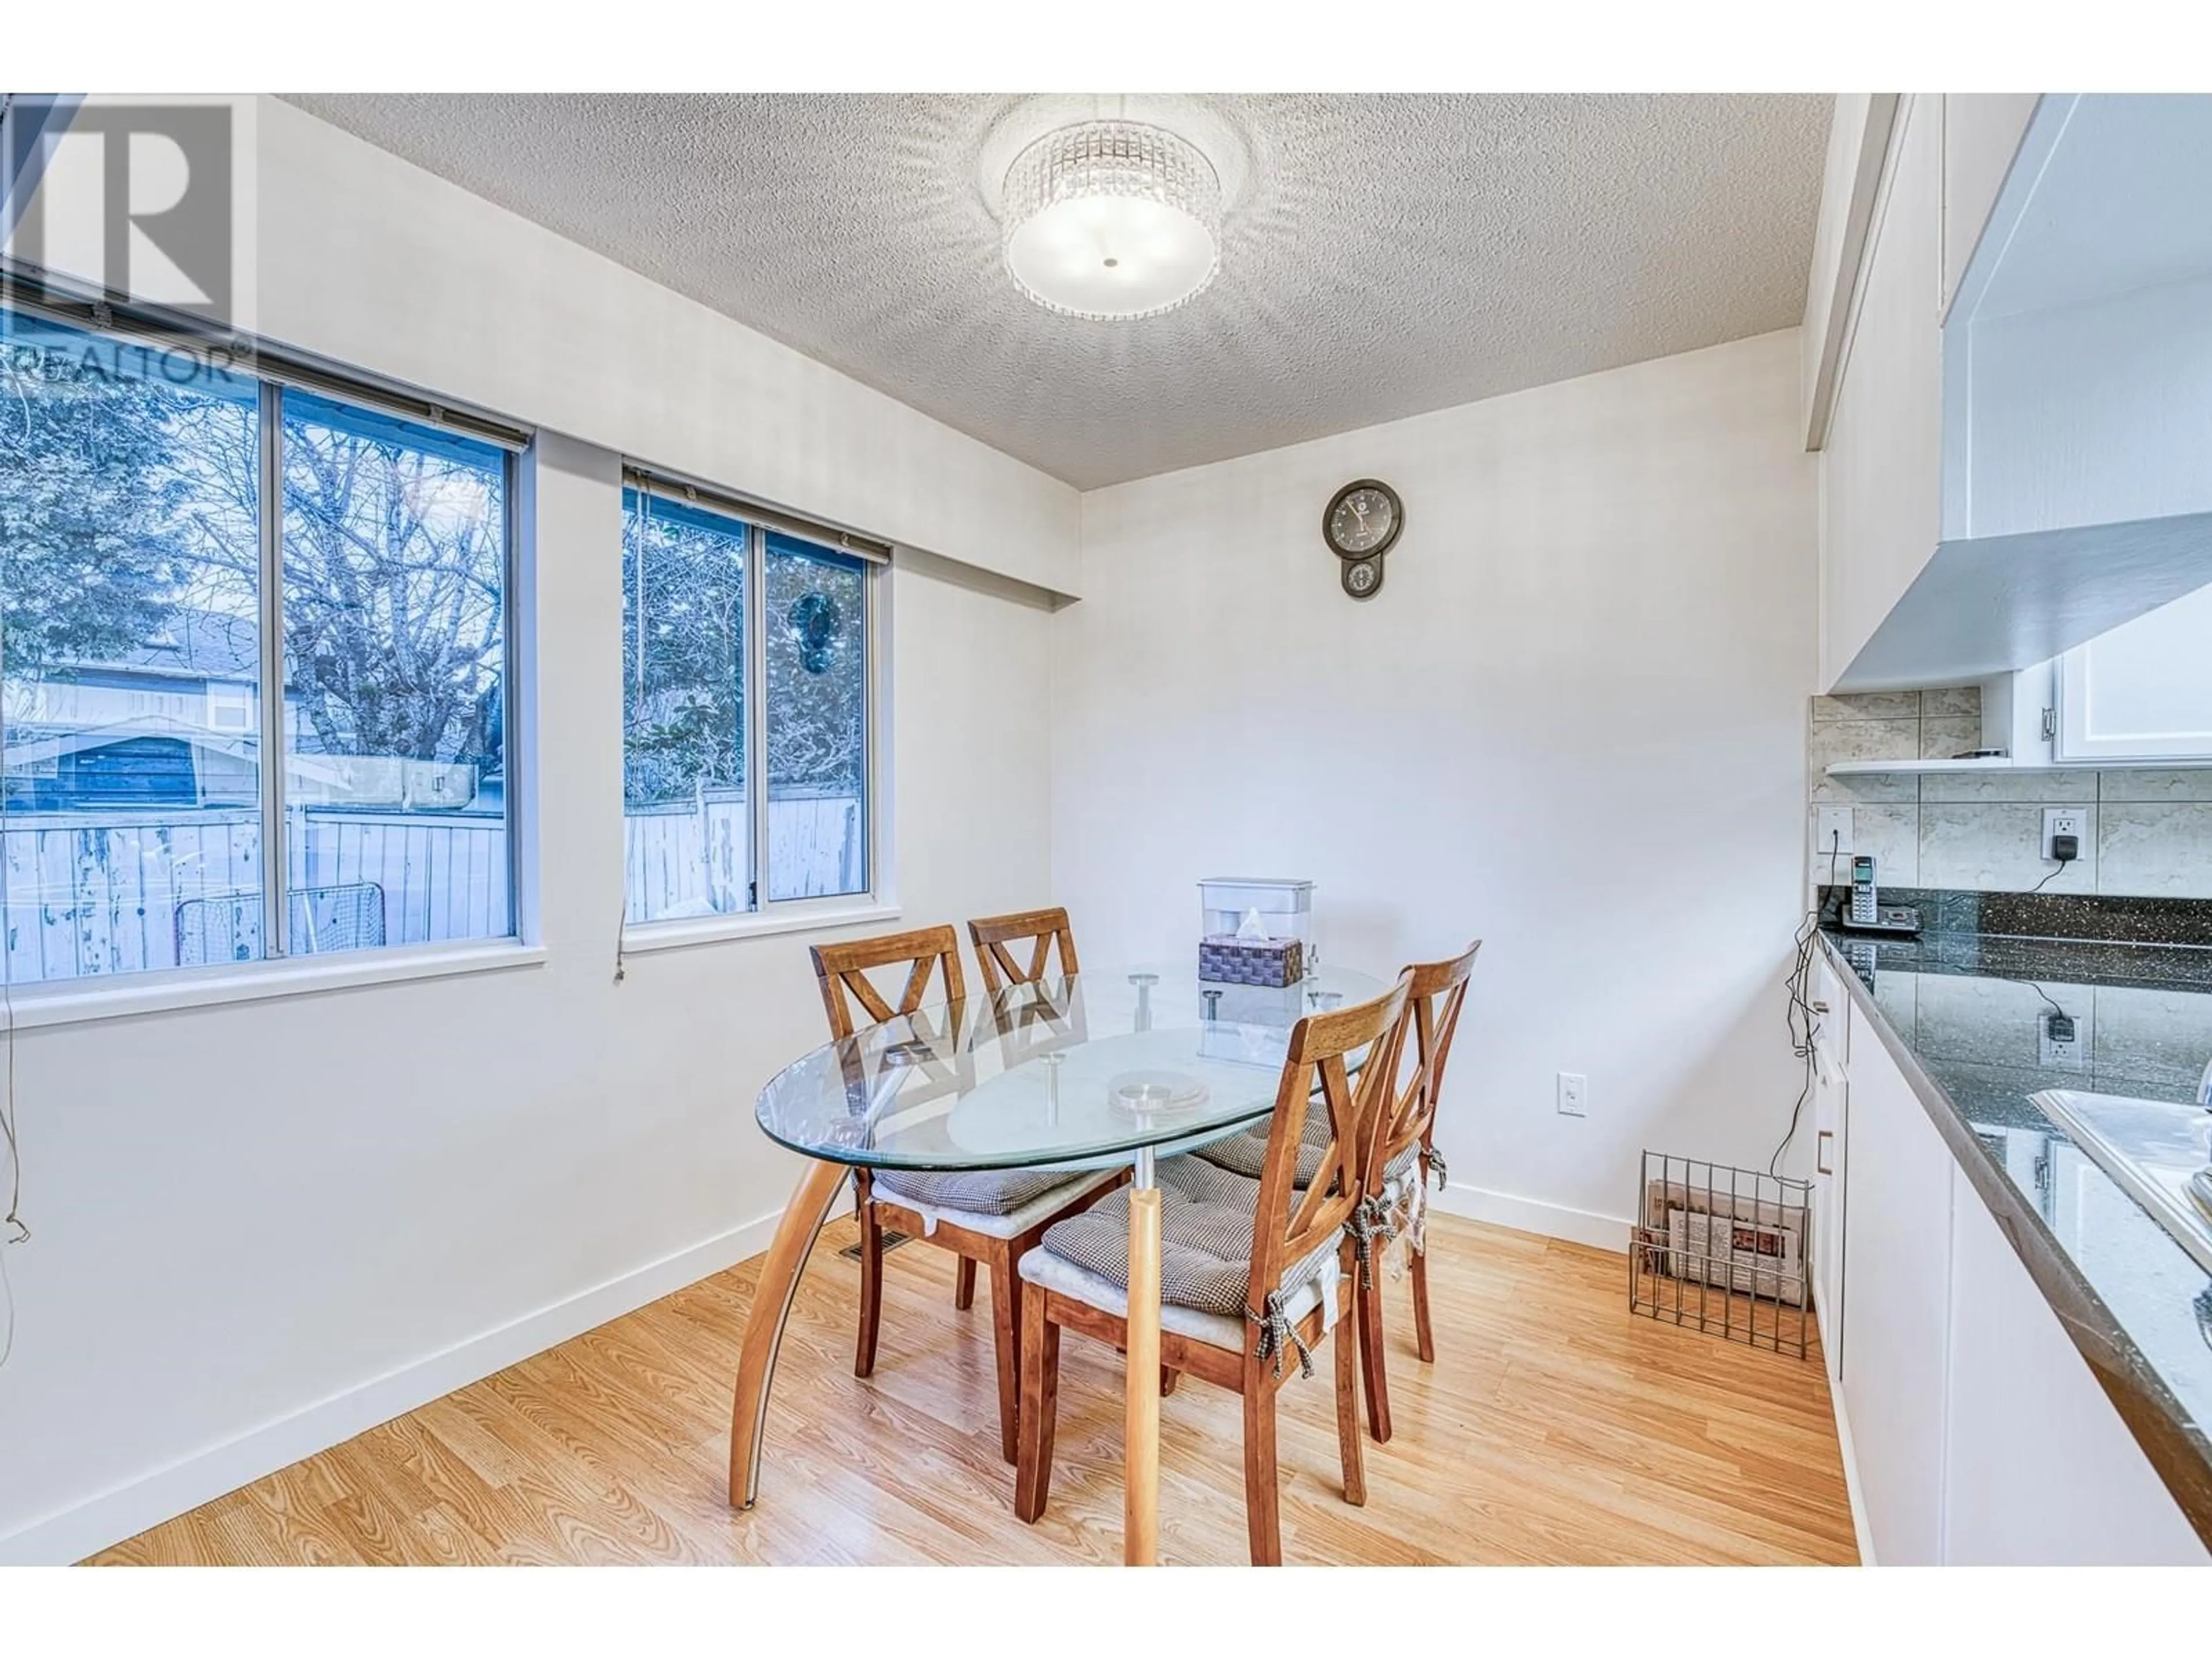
<box><xmin>1816</xmin><ymin>93</ymin><xmax>2060</xmax><ymax>690</ymax></box>
<box><xmin>1942</xmin><ymin>1162</ymin><xmax>2207</xmax><ymax>1563</ymax></box>
<box><xmin>1826</xmin><ymin>965</ymin><xmax>2210</xmax><ymax>1563</ymax></box>
<box><xmin>1817</xmin><ymin>94</ymin><xmax>2212</xmax><ymax>690</ymax></box>
<box><xmin>1809</xmin><ymin>956</ymin><xmax>1850</xmax><ymax>1384</ymax></box>
<box><xmin>1836</xmin><ymin>999</ymin><xmax>1955</xmax><ymax>1565</ymax></box>
<box><xmin>1819</xmin><ymin>93</ymin><xmax>1943</xmax><ymax>690</ymax></box>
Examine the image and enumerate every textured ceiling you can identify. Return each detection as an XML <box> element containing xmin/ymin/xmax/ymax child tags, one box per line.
<box><xmin>282</xmin><ymin>94</ymin><xmax>1830</xmax><ymax>489</ymax></box>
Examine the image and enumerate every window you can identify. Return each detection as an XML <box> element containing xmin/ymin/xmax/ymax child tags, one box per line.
<box><xmin>622</xmin><ymin>491</ymin><xmax>750</xmax><ymax>921</ymax></box>
<box><xmin>763</xmin><ymin>533</ymin><xmax>869</xmax><ymax>902</ymax></box>
<box><xmin>279</xmin><ymin>394</ymin><xmax>511</xmax><ymax>952</ymax></box>
<box><xmin>1</xmin><ymin>302</ymin><xmax>518</xmax><ymax>984</ymax></box>
<box><xmin>2056</xmin><ymin>581</ymin><xmax>2212</xmax><ymax>763</ymax></box>
<box><xmin>622</xmin><ymin>479</ymin><xmax>878</xmax><ymax>928</ymax></box>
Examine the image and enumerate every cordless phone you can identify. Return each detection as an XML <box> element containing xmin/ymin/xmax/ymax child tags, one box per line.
<box><xmin>1836</xmin><ymin>853</ymin><xmax>1922</xmax><ymax>937</ymax></box>
<box><xmin>1850</xmin><ymin>855</ymin><xmax>1878</xmax><ymax>926</ymax></box>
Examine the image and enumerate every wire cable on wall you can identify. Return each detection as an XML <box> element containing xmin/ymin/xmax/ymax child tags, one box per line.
<box><xmin>1770</xmin><ymin>834</ymin><xmax>1846</xmax><ymax>1177</ymax></box>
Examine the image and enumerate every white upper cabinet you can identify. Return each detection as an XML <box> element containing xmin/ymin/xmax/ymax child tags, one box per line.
<box><xmin>1819</xmin><ymin>95</ymin><xmax>1942</xmax><ymax>692</ymax></box>
<box><xmin>1815</xmin><ymin>94</ymin><xmax>2212</xmax><ymax>695</ymax></box>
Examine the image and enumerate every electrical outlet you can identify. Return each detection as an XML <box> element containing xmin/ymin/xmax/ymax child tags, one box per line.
<box><xmin>2039</xmin><ymin>1010</ymin><xmax>2085</xmax><ymax>1071</ymax></box>
<box><xmin>2043</xmin><ymin>807</ymin><xmax>2089</xmax><ymax>862</ymax></box>
<box><xmin>1557</xmin><ymin>1072</ymin><xmax>1588</xmax><ymax>1117</ymax></box>
<box><xmin>1815</xmin><ymin>807</ymin><xmax>1854</xmax><ymax>862</ymax></box>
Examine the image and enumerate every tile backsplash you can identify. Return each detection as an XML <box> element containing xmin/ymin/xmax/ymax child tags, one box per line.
<box><xmin>1806</xmin><ymin>688</ymin><xmax>2212</xmax><ymax>900</ymax></box>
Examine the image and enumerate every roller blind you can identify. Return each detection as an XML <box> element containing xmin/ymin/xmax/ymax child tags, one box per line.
<box><xmin>621</xmin><ymin>465</ymin><xmax>892</xmax><ymax>565</ymax></box>
<box><xmin>0</xmin><ymin>260</ymin><xmax>533</xmax><ymax>453</ymax></box>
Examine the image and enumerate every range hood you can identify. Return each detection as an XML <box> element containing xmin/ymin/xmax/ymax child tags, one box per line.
<box><xmin>1837</xmin><ymin>513</ymin><xmax>2212</xmax><ymax>693</ymax></box>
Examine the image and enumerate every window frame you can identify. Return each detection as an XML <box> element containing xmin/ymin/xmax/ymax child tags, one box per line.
<box><xmin>0</xmin><ymin>288</ymin><xmax>533</xmax><ymax>1012</ymax></box>
<box><xmin>261</xmin><ymin>387</ymin><xmax>522</xmax><ymax>960</ymax></box>
<box><xmin>619</xmin><ymin>468</ymin><xmax>892</xmax><ymax>948</ymax></box>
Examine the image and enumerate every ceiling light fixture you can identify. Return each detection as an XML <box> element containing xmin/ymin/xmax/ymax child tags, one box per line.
<box><xmin>1001</xmin><ymin>120</ymin><xmax>1222</xmax><ymax>321</ymax></box>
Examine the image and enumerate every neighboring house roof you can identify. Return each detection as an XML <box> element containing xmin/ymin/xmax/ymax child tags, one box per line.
<box><xmin>67</xmin><ymin>607</ymin><xmax>260</xmax><ymax>683</ymax></box>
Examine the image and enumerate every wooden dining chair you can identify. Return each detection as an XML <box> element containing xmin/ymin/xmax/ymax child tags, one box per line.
<box><xmin>1351</xmin><ymin>940</ymin><xmax>1481</xmax><ymax>1444</ymax></box>
<box><xmin>811</xmin><ymin>925</ymin><xmax>1122</xmax><ymax>1464</ymax></box>
<box><xmin>967</xmin><ymin>906</ymin><xmax>1080</xmax><ymax>995</ymax></box>
<box><xmin>1013</xmin><ymin>973</ymin><xmax>1415</xmax><ymax>1565</ymax></box>
<box><xmin>961</xmin><ymin>904</ymin><xmax>1084</xmax><ymax>1308</ymax></box>
<box><xmin>968</xmin><ymin>904</ymin><xmax>1186</xmax><ymax>1394</ymax></box>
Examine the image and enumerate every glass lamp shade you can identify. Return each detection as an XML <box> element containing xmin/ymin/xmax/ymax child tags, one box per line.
<box><xmin>1002</xmin><ymin>120</ymin><xmax>1222</xmax><ymax>320</ymax></box>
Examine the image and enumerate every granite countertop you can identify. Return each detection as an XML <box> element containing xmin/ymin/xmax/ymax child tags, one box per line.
<box><xmin>1818</xmin><ymin>915</ymin><xmax>2212</xmax><ymax>1542</ymax></box>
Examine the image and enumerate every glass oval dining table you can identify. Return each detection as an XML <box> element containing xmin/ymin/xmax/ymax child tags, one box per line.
<box><xmin>727</xmin><ymin>962</ymin><xmax>1388</xmax><ymax>1566</ymax></box>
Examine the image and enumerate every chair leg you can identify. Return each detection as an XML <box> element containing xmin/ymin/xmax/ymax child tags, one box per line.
<box><xmin>988</xmin><ymin>1255</ymin><xmax>1021</xmax><ymax>1464</ymax></box>
<box><xmin>1411</xmin><ymin>1239</ymin><xmax>1436</xmax><ymax>1363</ymax></box>
<box><xmin>1160</xmin><ymin>1365</ymin><xmax>1179</xmax><ymax>1397</ymax></box>
<box><xmin>1014</xmin><ymin>1287</ymin><xmax>1060</xmax><ymax>1522</ymax></box>
<box><xmin>955</xmin><ymin>1256</ymin><xmax>977</xmax><ymax>1311</ymax></box>
<box><xmin>855</xmin><ymin>1198</ymin><xmax>884</xmax><ymax>1379</ymax></box>
<box><xmin>1241</xmin><ymin>1377</ymin><xmax>1282</xmax><ymax>1566</ymax></box>
<box><xmin>1358</xmin><ymin>1270</ymin><xmax>1393</xmax><ymax>1444</ymax></box>
<box><xmin>1335</xmin><ymin>1317</ymin><xmax>1368</xmax><ymax>1508</ymax></box>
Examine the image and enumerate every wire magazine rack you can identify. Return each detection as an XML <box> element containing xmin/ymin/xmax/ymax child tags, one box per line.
<box><xmin>1630</xmin><ymin>1152</ymin><xmax>1813</xmax><ymax>1359</ymax></box>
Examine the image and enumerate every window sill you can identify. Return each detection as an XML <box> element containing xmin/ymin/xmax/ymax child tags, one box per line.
<box><xmin>620</xmin><ymin>902</ymin><xmax>901</xmax><ymax>957</ymax></box>
<box><xmin>0</xmin><ymin>940</ymin><xmax>549</xmax><ymax>1033</ymax></box>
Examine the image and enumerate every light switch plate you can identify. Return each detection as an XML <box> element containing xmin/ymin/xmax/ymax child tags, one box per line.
<box><xmin>1816</xmin><ymin>807</ymin><xmax>1854</xmax><ymax>862</ymax></box>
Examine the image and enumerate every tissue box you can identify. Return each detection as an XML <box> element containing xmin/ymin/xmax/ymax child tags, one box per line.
<box><xmin>1199</xmin><ymin>879</ymin><xmax>1314</xmax><ymax>955</ymax></box>
<box><xmin>1199</xmin><ymin>935</ymin><xmax>1305</xmax><ymax>987</ymax></box>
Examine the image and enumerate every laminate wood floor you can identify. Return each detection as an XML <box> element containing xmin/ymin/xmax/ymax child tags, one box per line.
<box><xmin>92</xmin><ymin>1214</ymin><xmax>1857</xmax><ymax>1566</ymax></box>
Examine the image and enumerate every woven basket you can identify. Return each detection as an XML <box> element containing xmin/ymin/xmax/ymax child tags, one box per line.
<box><xmin>1198</xmin><ymin>936</ymin><xmax>1305</xmax><ymax>988</ymax></box>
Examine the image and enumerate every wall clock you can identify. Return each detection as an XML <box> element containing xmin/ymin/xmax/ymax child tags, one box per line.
<box><xmin>1323</xmin><ymin>479</ymin><xmax>1401</xmax><ymax>601</ymax></box>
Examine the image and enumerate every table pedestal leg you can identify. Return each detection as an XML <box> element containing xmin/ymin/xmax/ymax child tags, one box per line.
<box><xmin>1124</xmin><ymin>1152</ymin><xmax>1162</xmax><ymax>1566</ymax></box>
<box><xmin>729</xmin><ymin>1158</ymin><xmax>850</xmax><ymax>1509</ymax></box>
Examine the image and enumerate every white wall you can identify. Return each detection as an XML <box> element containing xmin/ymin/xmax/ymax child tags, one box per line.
<box><xmin>1053</xmin><ymin>331</ymin><xmax>1818</xmax><ymax>1237</ymax></box>
<box><xmin>0</xmin><ymin>115</ymin><xmax>1064</xmax><ymax>1563</ymax></box>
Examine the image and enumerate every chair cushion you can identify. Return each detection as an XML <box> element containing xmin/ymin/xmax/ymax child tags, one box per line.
<box><xmin>1018</xmin><ymin>1238</ymin><xmax>1332</xmax><ymax>1355</ymax></box>
<box><xmin>1195</xmin><ymin>1116</ymin><xmax>1422</xmax><ymax>1191</ymax></box>
<box><xmin>875</xmin><ymin>1166</ymin><xmax>1090</xmax><ymax>1218</ymax></box>
<box><xmin>1031</xmin><ymin>1154</ymin><xmax>1339</xmax><ymax>1320</ymax></box>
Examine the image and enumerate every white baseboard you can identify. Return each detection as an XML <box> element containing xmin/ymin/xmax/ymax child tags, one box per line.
<box><xmin>1430</xmin><ymin>1180</ymin><xmax>1632</xmax><ymax>1254</ymax></box>
<box><xmin>0</xmin><ymin>1208</ymin><xmax>785</xmax><ymax>1566</ymax></box>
